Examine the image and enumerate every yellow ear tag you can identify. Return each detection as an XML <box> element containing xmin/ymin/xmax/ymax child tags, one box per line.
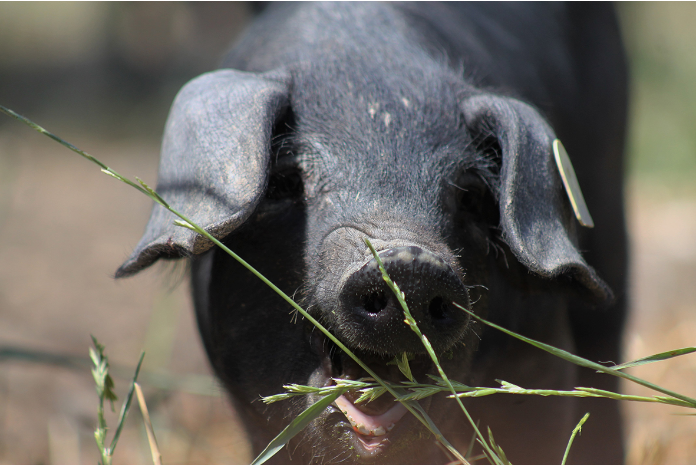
<box><xmin>552</xmin><ymin>139</ymin><xmax>594</xmax><ymax>228</ymax></box>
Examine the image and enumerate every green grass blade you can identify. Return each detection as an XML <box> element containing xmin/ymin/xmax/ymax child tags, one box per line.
<box><xmin>400</xmin><ymin>398</ymin><xmax>469</xmax><ymax>464</ymax></box>
<box><xmin>396</xmin><ymin>353</ymin><xmax>415</xmax><ymax>382</ymax></box>
<box><xmin>250</xmin><ymin>391</ymin><xmax>341</xmax><ymax>465</ymax></box>
<box><xmin>561</xmin><ymin>413</ymin><xmax>590</xmax><ymax>465</ymax></box>
<box><xmin>365</xmin><ymin>239</ymin><xmax>487</xmax><ymax>465</ymax></box>
<box><xmin>453</xmin><ymin>302</ymin><xmax>696</xmax><ymax>408</ymax></box>
<box><xmin>109</xmin><ymin>352</ymin><xmax>146</xmax><ymax>454</ymax></box>
<box><xmin>464</xmin><ymin>420</ymin><xmax>480</xmax><ymax>459</ymax></box>
<box><xmin>610</xmin><ymin>347</ymin><xmax>696</xmax><ymax>371</ymax></box>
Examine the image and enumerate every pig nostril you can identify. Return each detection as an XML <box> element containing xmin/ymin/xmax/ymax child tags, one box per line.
<box><xmin>429</xmin><ymin>296</ymin><xmax>449</xmax><ymax>321</ymax></box>
<box><xmin>363</xmin><ymin>291</ymin><xmax>388</xmax><ymax>315</ymax></box>
<box><xmin>339</xmin><ymin>246</ymin><xmax>471</xmax><ymax>353</ymax></box>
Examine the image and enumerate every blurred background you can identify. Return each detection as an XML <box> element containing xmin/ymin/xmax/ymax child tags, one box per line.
<box><xmin>0</xmin><ymin>3</ymin><xmax>694</xmax><ymax>464</ymax></box>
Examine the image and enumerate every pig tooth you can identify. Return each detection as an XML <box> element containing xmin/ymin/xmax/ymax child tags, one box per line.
<box><xmin>372</xmin><ymin>426</ymin><xmax>386</xmax><ymax>436</ymax></box>
<box><xmin>387</xmin><ymin>423</ymin><xmax>396</xmax><ymax>432</ymax></box>
<box><xmin>343</xmin><ymin>413</ymin><xmax>358</xmax><ymax>428</ymax></box>
<box><xmin>356</xmin><ymin>424</ymin><xmax>371</xmax><ymax>435</ymax></box>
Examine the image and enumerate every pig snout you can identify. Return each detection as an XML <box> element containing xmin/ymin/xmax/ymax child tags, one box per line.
<box><xmin>338</xmin><ymin>246</ymin><xmax>471</xmax><ymax>354</ymax></box>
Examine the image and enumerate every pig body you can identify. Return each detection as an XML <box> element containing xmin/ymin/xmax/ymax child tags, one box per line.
<box><xmin>119</xmin><ymin>3</ymin><xmax>627</xmax><ymax>464</ymax></box>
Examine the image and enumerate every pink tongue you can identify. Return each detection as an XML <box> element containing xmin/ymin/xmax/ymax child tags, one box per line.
<box><xmin>335</xmin><ymin>395</ymin><xmax>409</xmax><ymax>436</ymax></box>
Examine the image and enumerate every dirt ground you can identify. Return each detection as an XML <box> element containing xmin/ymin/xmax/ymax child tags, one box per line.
<box><xmin>0</xmin><ymin>131</ymin><xmax>694</xmax><ymax>465</ymax></box>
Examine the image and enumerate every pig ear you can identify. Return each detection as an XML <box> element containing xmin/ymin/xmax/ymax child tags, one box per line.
<box><xmin>461</xmin><ymin>95</ymin><xmax>612</xmax><ymax>303</ymax></box>
<box><xmin>116</xmin><ymin>69</ymin><xmax>291</xmax><ymax>278</ymax></box>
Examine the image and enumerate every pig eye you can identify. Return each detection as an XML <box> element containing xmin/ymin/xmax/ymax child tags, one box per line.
<box><xmin>266</xmin><ymin>163</ymin><xmax>304</xmax><ymax>201</ymax></box>
<box><xmin>452</xmin><ymin>172</ymin><xmax>497</xmax><ymax>223</ymax></box>
<box><xmin>266</xmin><ymin>108</ymin><xmax>304</xmax><ymax>202</ymax></box>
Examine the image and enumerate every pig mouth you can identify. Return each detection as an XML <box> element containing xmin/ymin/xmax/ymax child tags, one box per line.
<box><xmin>317</xmin><ymin>335</ymin><xmax>439</xmax><ymax>457</ymax></box>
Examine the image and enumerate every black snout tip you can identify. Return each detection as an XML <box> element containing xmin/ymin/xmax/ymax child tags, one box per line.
<box><xmin>338</xmin><ymin>246</ymin><xmax>470</xmax><ymax>353</ymax></box>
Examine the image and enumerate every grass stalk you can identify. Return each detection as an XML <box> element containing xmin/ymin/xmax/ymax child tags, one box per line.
<box><xmin>365</xmin><ymin>239</ymin><xmax>502</xmax><ymax>465</ymax></box>
<box><xmin>90</xmin><ymin>336</ymin><xmax>145</xmax><ymax>464</ymax></box>
<box><xmin>264</xmin><ymin>378</ymin><xmax>696</xmax><ymax>409</ymax></box>
<box><xmin>135</xmin><ymin>382</ymin><xmax>163</xmax><ymax>465</ymax></box>
<box><xmin>561</xmin><ymin>413</ymin><xmax>590</xmax><ymax>465</ymax></box>
<box><xmin>0</xmin><ymin>104</ymin><xmax>461</xmax><ymax>465</ymax></box>
<box><xmin>452</xmin><ymin>303</ymin><xmax>696</xmax><ymax>408</ymax></box>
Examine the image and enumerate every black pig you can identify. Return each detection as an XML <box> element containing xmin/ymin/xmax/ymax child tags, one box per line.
<box><xmin>117</xmin><ymin>3</ymin><xmax>627</xmax><ymax>464</ymax></box>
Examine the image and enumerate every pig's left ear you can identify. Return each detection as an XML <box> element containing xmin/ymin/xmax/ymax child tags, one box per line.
<box><xmin>461</xmin><ymin>94</ymin><xmax>612</xmax><ymax>303</ymax></box>
<box><xmin>116</xmin><ymin>68</ymin><xmax>291</xmax><ymax>277</ymax></box>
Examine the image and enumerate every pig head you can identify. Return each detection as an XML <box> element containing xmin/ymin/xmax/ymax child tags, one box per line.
<box><xmin>117</xmin><ymin>3</ymin><xmax>627</xmax><ymax>465</ymax></box>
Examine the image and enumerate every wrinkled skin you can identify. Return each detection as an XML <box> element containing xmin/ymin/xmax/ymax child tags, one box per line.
<box><xmin>119</xmin><ymin>3</ymin><xmax>628</xmax><ymax>465</ymax></box>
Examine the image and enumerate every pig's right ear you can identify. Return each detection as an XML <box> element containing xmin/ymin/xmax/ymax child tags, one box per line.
<box><xmin>115</xmin><ymin>69</ymin><xmax>291</xmax><ymax>278</ymax></box>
